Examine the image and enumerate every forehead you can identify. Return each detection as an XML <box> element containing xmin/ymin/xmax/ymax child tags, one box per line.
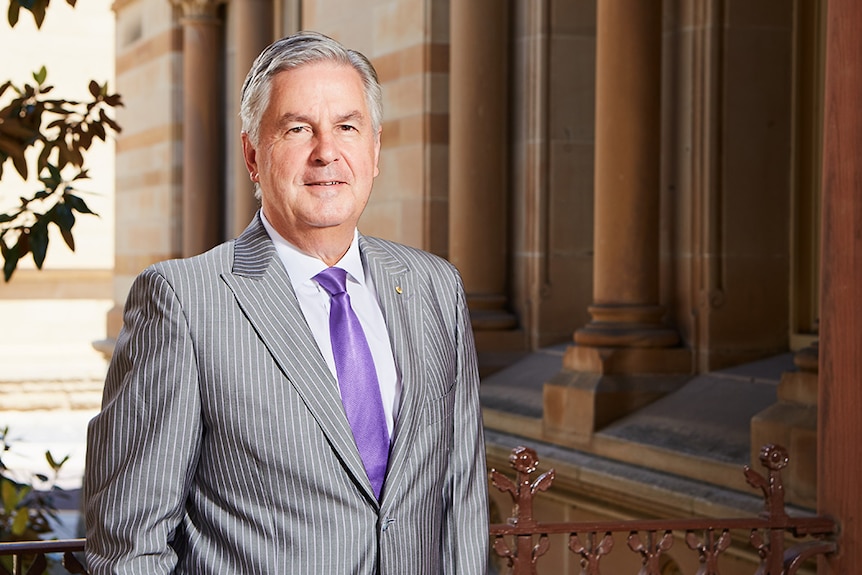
<box><xmin>266</xmin><ymin>61</ymin><xmax>368</xmax><ymax>116</ymax></box>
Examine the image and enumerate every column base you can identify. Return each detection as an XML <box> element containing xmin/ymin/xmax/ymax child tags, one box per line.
<box><xmin>543</xmin><ymin>345</ymin><xmax>692</xmax><ymax>441</ymax></box>
<box><xmin>543</xmin><ymin>370</ymin><xmax>690</xmax><ymax>441</ymax></box>
<box><xmin>467</xmin><ymin>293</ymin><xmax>523</xmax><ymax>376</ymax></box>
<box><xmin>575</xmin><ymin>304</ymin><xmax>680</xmax><ymax>347</ymax></box>
<box><xmin>467</xmin><ymin>293</ymin><xmax>518</xmax><ymax>331</ymax></box>
<box><xmin>563</xmin><ymin>343</ymin><xmax>692</xmax><ymax>374</ymax></box>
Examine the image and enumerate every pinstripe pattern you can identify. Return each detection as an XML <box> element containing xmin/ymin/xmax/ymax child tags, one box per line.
<box><xmin>83</xmin><ymin>214</ymin><xmax>489</xmax><ymax>574</ymax></box>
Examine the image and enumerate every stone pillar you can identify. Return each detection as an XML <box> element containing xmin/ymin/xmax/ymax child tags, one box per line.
<box><xmin>96</xmin><ymin>2</ymin><xmax>186</xmax><ymax>358</ymax></box>
<box><xmin>818</xmin><ymin>0</ymin><xmax>862</xmax><ymax>571</ymax></box>
<box><xmin>449</xmin><ymin>0</ymin><xmax>509</xmax><ymax>327</ymax></box>
<box><xmin>544</xmin><ymin>0</ymin><xmax>689</xmax><ymax>442</ymax></box>
<box><xmin>230</xmin><ymin>0</ymin><xmax>272</xmax><ymax>236</ymax></box>
<box><xmin>574</xmin><ymin>0</ymin><xmax>676</xmax><ymax>350</ymax></box>
<box><xmin>174</xmin><ymin>0</ymin><xmax>224</xmax><ymax>256</ymax></box>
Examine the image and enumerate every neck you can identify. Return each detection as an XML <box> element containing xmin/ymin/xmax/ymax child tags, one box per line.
<box><xmin>285</xmin><ymin>225</ymin><xmax>355</xmax><ymax>267</ymax></box>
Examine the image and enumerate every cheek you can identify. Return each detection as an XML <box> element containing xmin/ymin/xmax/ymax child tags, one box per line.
<box><xmin>266</xmin><ymin>142</ymin><xmax>303</xmax><ymax>171</ymax></box>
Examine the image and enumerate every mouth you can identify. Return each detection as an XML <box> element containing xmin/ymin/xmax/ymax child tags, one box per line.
<box><xmin>305</xmin><ymin>180</ymin><xmax>346</xmax><ymax>187</ymax></box>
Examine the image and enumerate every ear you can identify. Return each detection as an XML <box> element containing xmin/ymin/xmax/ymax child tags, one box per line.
<box><xmin>373</xmin><ymin>127</ymin><xmax>382</xmax><ymax>178</ymax></box>
<box><xmin>241</xmin><ymin>132</ymin><xmax>259</xmax><ymax>181</ymax></box>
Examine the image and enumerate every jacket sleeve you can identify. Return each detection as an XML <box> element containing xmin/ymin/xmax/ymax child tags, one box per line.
<box><xmin>442</xmin><ymin>273</ymin><xmax>489</xmax><ymax>574</ymax></box>
<box><xmin>83</xmin><ymin>267</ymin><xmax>202</xmax><ymax>574</ymax></box>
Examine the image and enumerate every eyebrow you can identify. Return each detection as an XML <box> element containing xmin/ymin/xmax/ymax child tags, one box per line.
<box><xmin>275</xmin><ymin>110</ymin><xmax>366</xmax><ymax>128</ymax></box>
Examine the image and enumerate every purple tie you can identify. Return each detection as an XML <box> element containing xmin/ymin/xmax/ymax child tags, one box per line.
<box><xmin>314</xmin><ymin>266</ymin><xmax>390</xmax><ymax>499</ymax></box>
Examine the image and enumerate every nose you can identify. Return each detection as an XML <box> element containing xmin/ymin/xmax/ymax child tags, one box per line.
<box><xmin>312</xmin><ymin>131</ymin><xmax>339</xmax><ymax>165</ymax></box>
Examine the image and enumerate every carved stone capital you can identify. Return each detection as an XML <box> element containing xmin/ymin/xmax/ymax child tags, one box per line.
<box><xmin>171</xmin><ymin>0</ymin><xmax>224</xmax><ymax>20</ymax></box>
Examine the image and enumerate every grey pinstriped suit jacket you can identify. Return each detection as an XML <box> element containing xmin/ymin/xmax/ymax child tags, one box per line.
<box><xmin>83</xmin><ymin>214</ymin><xmax>489</xmax><ymax>574</ymax></box>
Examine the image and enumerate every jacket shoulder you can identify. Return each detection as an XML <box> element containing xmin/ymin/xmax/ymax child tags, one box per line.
<box><xmin>141</xmin><ymin>241</ymin><xmax>235</xmax><ymax>284</ymax></box>
<box><xmin>361</xmin><ymin>235</ymin><xmax>459</xmax><ymax>277</ymax></box>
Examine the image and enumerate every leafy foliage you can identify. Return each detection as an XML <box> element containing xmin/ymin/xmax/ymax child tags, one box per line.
<box><xmin>7</xmin><ymin>0</ymin><xmax>77</xmax><ymax>30</ymax></box>
<box><xmin>0</xmin><ymin>69</ymin><xmax>122</xmax><ymax>281</ymax></box>
<box><xmin>0</xmin><ymin>425</ymin><xmax>69</xmax><ymax>541</ymax></box>
<box><xmin>0</xmin><ymin>426</ymin><xmax>71</xmax><ymax>573</ymax></box>
<box><xmin>1</xmin><ymin>0</ymin><xmax>121</xmax><ymax>281</ymax></box>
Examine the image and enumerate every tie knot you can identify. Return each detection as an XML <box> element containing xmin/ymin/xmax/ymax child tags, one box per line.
<box><xmin>314</xmin><ymin>266</ymin><xmax>348</xmax><ymax>297</ymax></box>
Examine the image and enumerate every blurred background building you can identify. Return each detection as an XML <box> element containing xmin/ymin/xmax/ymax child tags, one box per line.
<box><xmin>5</xmin><ymin>0</ymin><xmax>861</xmax><ymax>573</ymax></box>
<box><xmin>0</xmin><ymin>0</ymin><xmax>115</xmax><ymax>412</ymax></box>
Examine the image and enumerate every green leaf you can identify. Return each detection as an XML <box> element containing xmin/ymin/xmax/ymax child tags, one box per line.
<box><xmin>36</xmin><ymin>142</ymin><xmax>54</xmax><ymax>174</ymax></box>
<box><xmin>10</xmin><ymin>150</ymin><xmax>27</xmax><ymax>179</ymax></box>
<box><xmin>52</xmin><ymin>203</ymin><xmax>75</xmax><ymax>251</ymax></box>
<box><xmin>1</xmin><ymin>479</ymin><xmax>18</xmax><ymax>513</ymax></box>
<box><xmin>0</xmin><ymin>133</ymin><xmax>29</xmax><ymax>179</ymax></box>
<box><xmin>99</xmin><ymin>108</ymin><xmax>121</xmax><ymax>132</ymax></box>
<box><xmin>3</xmin><ymin>241</ymin><xmax>21</xmax><ymax>281</ymax></box>
<box><xmin>29</xmin><ymin>221</ymin><xmax>49</xmax><ymax>268</ymax></box>
<box><xmin>64</xmin><ymin>193</ymin><xmax>96</xmax><ymax>215</ymax></box>
<box><xmin>46</xmin><ymin>451</ymin><xmax>69</xmax><ymax>471</ymax></box>
<box><xmin>33</xmin><ymin>65</ymin><xmax>47</xmax><ymax>85</ymax></box>
<box><xmin>7</xmin><ymin>0</ymin><xmax>21</xmax><ymax>27</ymax></box>
<box><xmin>103</xmin><ymin>94</ymin><xmax>124</xmax><ymax>109</ymax></box>
<box><xmin>53</xmin><ymin>202</ymin><xmax>75</xmax><ymax>233</ymax></box>
<box><xmin>91</xmin><ymin>121</ymin><xmax>106</xmax><ymax>141</ymax></box>
<box><xmin>59</xmin><ymin>221</ymin><xmax>76</xmax><ymax>251</ymax></box>
<box><xmin>30</xmin><ymin>0</ymin><xmax>48</xmax><ymax>28</ymax></box>
<box><xmin>11</xmin><ymin>507</ymin><xmax>30</xmax><ymax>535</ymax></box>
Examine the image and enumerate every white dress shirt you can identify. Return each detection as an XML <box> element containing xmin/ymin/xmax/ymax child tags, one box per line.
<box><xmin>260</xmin><ymin>211</ymin><xmax>401</xmax><ymax>437</ymax></box>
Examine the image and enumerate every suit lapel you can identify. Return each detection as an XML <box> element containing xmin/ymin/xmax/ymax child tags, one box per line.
<box><xmin>220</xmin><ymin>216</ymin><xmax>374</xmax><ymax>501</ymax></box>
<box><xmin>359</xmin><ymin>236</ymin><xmax>426</xmax><ymax>505</ymax></box>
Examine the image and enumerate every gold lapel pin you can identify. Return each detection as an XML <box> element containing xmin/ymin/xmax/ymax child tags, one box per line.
<box><xmin>395</xmin><ymin>286</ymin><xmax>403</xmax><ymax>294</ymax></box>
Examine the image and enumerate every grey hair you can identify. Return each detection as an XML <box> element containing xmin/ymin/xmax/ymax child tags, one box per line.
<box><xmin>240</xmin><ymin>31</ymin><xmax>383</xmax><ymax>146</ymax></box>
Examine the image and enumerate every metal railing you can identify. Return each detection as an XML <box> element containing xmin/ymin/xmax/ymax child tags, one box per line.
<box><xmin>488</xmin><ymin>444</ymin><xmax>837</xmax><ymax>574</ymax></box>
<box><xmin>0</xmin><ymin>539</ymin><xmax>86</xmax><ymax>575</ymax></box>
<box><xmin>0</xmin><ymin>444</ymin><xmax>838</xmax><ymax>575</ymax></box>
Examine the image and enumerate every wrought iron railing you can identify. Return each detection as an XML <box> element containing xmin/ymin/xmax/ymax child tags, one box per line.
<box><xmin>0</xmin><ymin>444</ymin><xmax>838</xmax><ymax>575</ymax></box>
<box><xmin>488</xmin><ymin>444</ymin><xmax>837</xmax><ymax>574</ymax></box>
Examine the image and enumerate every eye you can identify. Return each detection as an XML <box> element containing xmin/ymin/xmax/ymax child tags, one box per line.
<box><xmin>338</xmin><ymin>124</ymin><xmax>358</xmax><ymax>132</ymax></box>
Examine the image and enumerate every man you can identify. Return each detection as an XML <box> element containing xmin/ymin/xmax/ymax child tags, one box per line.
<box><xmin>83</xmin><ymin>31</ymin><xmax>488</xmax><ymax>574</ymax></box>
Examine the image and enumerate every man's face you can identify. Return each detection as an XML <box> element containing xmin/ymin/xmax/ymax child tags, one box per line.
<box><xmin>242</xmin><ymin>61</ymin><xmax>381</xmax><ymax>246</ymax></box>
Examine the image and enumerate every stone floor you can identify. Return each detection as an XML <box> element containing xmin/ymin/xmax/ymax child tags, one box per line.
<box><xmin>481</xmin><ymin>346</ymin><xmax>793</xmax><ymax>466</ymax></box>
<box><xmin>479</xmin><ymin>346</ymin><xmax>808</xmax><ymax>514</ymax></box>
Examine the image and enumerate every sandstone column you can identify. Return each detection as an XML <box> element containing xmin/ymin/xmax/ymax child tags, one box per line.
<box><xmin>544</xmin><ymin>0</ymin><xmax>689</xmax><ymax>441</ymax></box>
<box><xmin>174</xmin><ymin>0</ymin><xmax>223</xmax><ymax>256</ymax></box>
<box><xmin>574</xmin><ymin>0</ymin><xmax>676</xmax><ymax>350</ymax></box>
<box><xmin>230</xmin><ymin>0</ymin><xmax>272</xmax><ymax>236</ymax></box>
<box><xmin>449</xmin><ymin>0</ymin><xmax>513</xmax><ymax>332</ymax></box>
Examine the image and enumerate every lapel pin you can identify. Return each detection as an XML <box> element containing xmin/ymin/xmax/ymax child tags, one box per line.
<box><xmin>395</xmin><ymin>286</ymin><xmax>403</xmax><ymax>294</ymax></box>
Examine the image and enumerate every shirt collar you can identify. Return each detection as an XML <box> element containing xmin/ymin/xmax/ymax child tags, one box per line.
<box><xmin>259</xmin><ymin>209</ymin><xmax>366</xmax><ymax>287</ymax></box>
